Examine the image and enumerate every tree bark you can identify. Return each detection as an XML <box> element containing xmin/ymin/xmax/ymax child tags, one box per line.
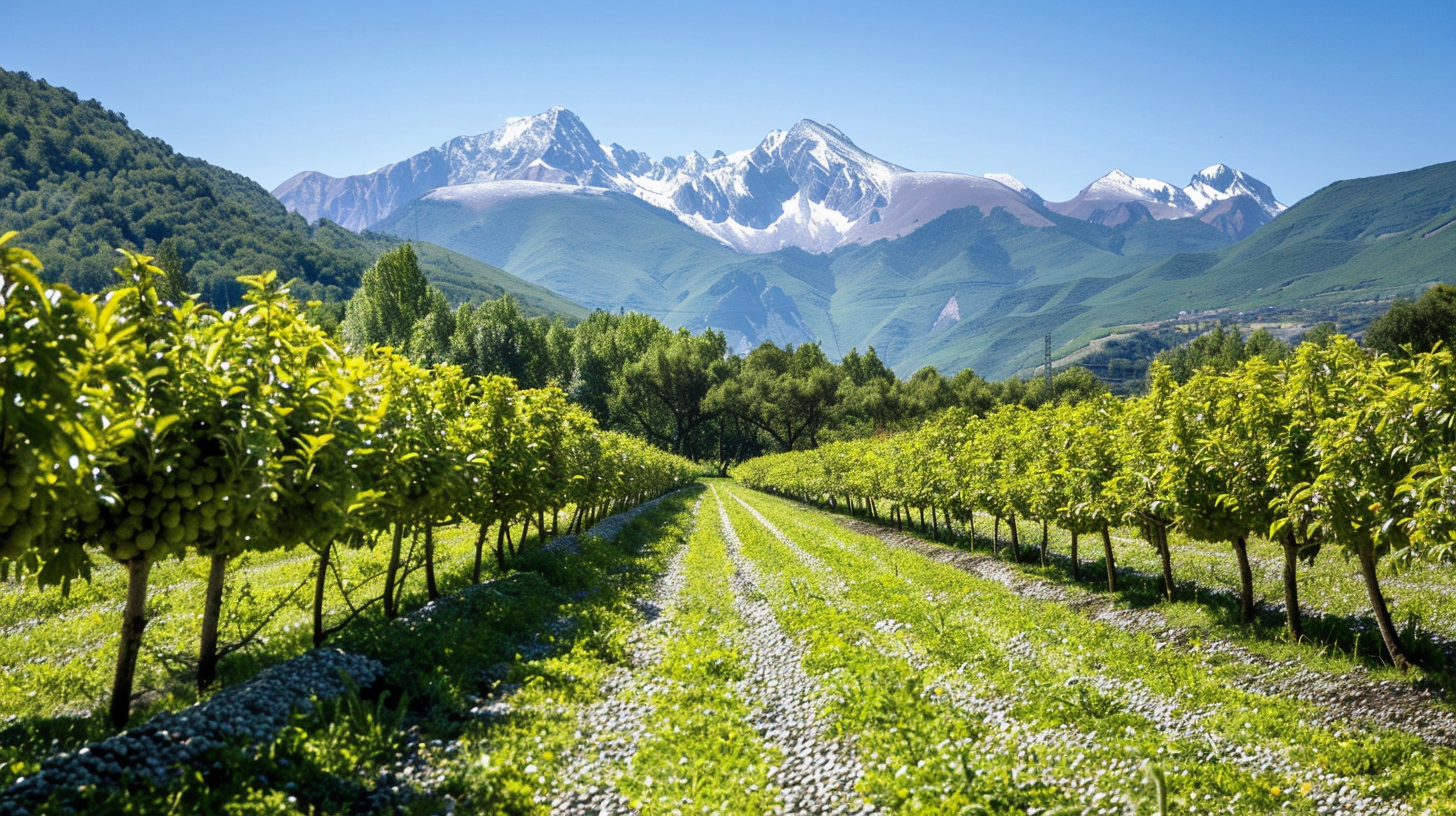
<box><xmin>110</xmin><ymin>556</ymin><xmax>153</xmax><ymax>729</ymax></box>
<box><xmin>494</xmin><ymin>523</ymin><xmax>509</xmax><ymax>573</ymax></box>
<box><xmin>931</xmin><ymin>506</ymin><xmax>940</xmax><ymax>540</ymax></box>
<box><xmin>313</xmin><ymin>539</ymin><xmax>332</xmax><ymax>647</ymax></box>
<box><xmin>968</xmin><ymin>512</ymin><xmax>976</xmax><ymax>550</ymax></box>
<box><xmin>1070</xmin><ymin>531</ymin><xmax>1080</xmax><ymax>581</ymax></box>
<box><xmin>473</xmin><ymin>523</ymin><xmax>489</xmax><ymax>584</ymax></box>
<box><xmin>1357</xmin><ymin>544</ymin><xmax>1410</xmax><ymax>672</ymax></box>
<box><xmin>1280</xmin><ymin>529</ymin><xmax>1303</xmax><ymax>641</ymax></box>
<box><xmin>197</xmin><ymin>553</ymin><xmax>229</xmax><ymax>692</ymax></box>
<box><xmin>424</xmin><ymin>522</ymin><xmax>439</xmax><ymax>601</ymax></box>
<box><xmin>1040</xmin><ymin>520</ymin><xmax>1049</xmax><ymax>567</ymax></box>
<box><xmin>383</xmin><ymin>523</ymin><xmax>404</xmax><ymax>620</ymax></box>
<box><xmin>1232</xmin><ymin>535</ymin><xmax>1254</xmax><ymax>624</ymax></box>
<box><xmin>1009</xmin><ymin>515</ymin><xmax>1021</xmax><ymax>562</ymax></box>
<box><xmin>993</xmin><ymin>516</ymin><xmax>1001</xmax><ymax>556</ymax></box>
<box><xmin>1156</xmin><ymin>521</ymin><xmax>1174</xmax><ymax>602</ymax></box>
<box><xmin>1101</xmin><ymin>523</ymin><xmax>1117</xmax><ymax>592</ymax></box>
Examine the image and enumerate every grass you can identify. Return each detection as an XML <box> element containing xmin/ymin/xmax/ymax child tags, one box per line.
<box><xmin>4</xmin><ymin>487</ymin><xmax>705</xmax><ymax>813</ymax></box>
<box><xmin>723</xmin><ymin>482</ymin><xmax>1456</xmax><ymax>813</ymax></box>
<box><xmin>13</xmin><ymin>479</ymin><xmax>1456</xmax><ymax>812</ymax></box>
<box><xmin>0</xmin><ymin>522</ymin><xmax>489</xmax><ymax>723</ymax></box>
<box><xmin>937</xmin><ymin>508</ymin><xmax>1456</xmax><ymax>676</ymax></box>
<box><xmin>611</xmin><ymin>489</ymin><xmax>780</xmax><ymax>814</ymax></box>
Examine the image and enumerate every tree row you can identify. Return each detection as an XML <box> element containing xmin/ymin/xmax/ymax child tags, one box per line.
<box><xmin>733</xmin><ymin>337</ymin><xmax>1456</xmax><ymax>673</ymax></box>
<box><xmin>0</xmin><ymin>233</ymin><xmax>697</xmax><ymax>728</ymax></box>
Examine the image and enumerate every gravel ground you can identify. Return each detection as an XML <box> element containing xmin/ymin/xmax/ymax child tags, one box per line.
<box><xmin>543</xmin><ymin>489</ymin><xmax>693</xmax><ymax>559</ymax></box>
<box><xmin>547</xmin><ymin>497</ymin><xmax>699</xmax><ymax>815</ymax></box>
<box><xmin>836</xmin><ymin>514</ymin><xmax>1456</xmax><ymax>753</ymax></box>
<box><xmin>736</xmin><ymin>494</ymin><xmax>1420</xmax><ymax>813</ymax></box>
<box><xmin>0</xmin><ymin>648</ymin><xmax>385</xmax><ymax>813</ymax></box>
<box><xmin>715</xmin><ymin>490</ymin><xmax>874</xmax><ymax>815</ymax></box>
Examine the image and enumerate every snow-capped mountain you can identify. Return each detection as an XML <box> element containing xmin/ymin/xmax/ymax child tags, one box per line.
<box><xmin>1047</xmin><ymin>164</ymin><xmax>1285</xmax><ymax>238</ymax></box>
<box><xmin>273</xmin><ymin>107</ymin><xmax>620</xmax><ymax>232</ymax></box>
<box><xmin>274</xmin><ymin>108</ymin><xmax>1048</xmax><ymax>253</ymax></box>
<box><xmin>274</xmin><ymin>107</ymin><xmax>1285</xmax><ymax>250</ymax></box>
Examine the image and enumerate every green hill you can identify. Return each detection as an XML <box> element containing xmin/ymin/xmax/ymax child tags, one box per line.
<box><xmin>1108</xmin><ymin>160</ymin><xmax>1456</xmax><ymax>312</ymax></box>
<box><xmin>382</xmin><ymin>190</ymin><xmax>1237</xmax><ymax>377</ymax></box>
<box><xmin>381</xmin><ymin>161</ymin><xmax>1456</xmax><ymax>379</ymax></box>
<box><xmin>0</xmin><ymin>68</ymin><xmax>585</xmax><ymax>320</ymax></box>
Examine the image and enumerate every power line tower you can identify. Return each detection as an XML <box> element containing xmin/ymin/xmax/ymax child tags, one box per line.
<box><xmin>1044</xmin><ymin>334</ymin><xmax>1053</xmax><ymax>396</ymax></box>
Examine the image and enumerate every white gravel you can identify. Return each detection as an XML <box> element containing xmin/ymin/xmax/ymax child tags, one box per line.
<box><xmin>0</xmin><ymin>648</ymin><xmax>385</xmax><ymax>813</ymax></box>
<box><xmin>548</xmin><ymin>497</ymin><xmax>699</xmax><ymax>815</ymax></box>
<box><xmin>715</xmin><ymin>490</ymin><xmax>874</xmax><ymax>815</ymax></box>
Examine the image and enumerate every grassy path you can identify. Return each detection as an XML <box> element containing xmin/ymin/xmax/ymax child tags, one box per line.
<box><xmin>720</xmin><ymin>480</ymin><xmax>1456</xmax><ymax>814</ymax></box>
<box><xmin>14</xmin><ymin>481</ymin><xmax>1456</xmax><ymax>814</ymax></box>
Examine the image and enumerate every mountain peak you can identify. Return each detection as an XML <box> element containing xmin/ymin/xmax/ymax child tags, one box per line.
<box><xmin>985</xmin><ymin>173</ymin><xmax>1043</xmax><ymax>205</ymax></box>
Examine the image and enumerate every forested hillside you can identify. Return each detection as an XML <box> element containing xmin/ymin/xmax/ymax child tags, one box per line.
<box><xmin>0</xmin><ymin>68</ymin><xmax>585</xmax><ymax>318</ymax></box>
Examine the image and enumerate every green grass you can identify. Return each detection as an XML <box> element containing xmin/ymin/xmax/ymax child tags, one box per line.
<box><xmin>722</xmin><ymin>481</ymin><xmax>1456</xmax><ymax>813</ymax></box>
<box><xmin>931</xmin><ymin>508</ymin><xmax>1456</xmax><ymax>675</ymax></box>
<box><xmin>4</xmin><ymin>487</ymin><xmax>705</xmax><ymax>813</ymax></box>
<box><xmin>0</xmin><ymin>523</ymin><xmax>486</xmax><ymax>726</ymax></box>
<box><xmin>611</xmin><ymin>489</ymin><xmax>780</xmax><ymax>814</ymax></box>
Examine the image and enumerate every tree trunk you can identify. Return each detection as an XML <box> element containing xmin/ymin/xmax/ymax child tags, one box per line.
<box><xmin>1232</xmin><ymin>535</ymin><xmax>1254</xmax><ymax>624</ymax></box>
<box><xmin>1009</xmin><ymin>515</ymin><xmax>1021</xmax><ymax>561</ymax></box>
<box><xmin>110</xmin><ymin>556</ymin><xmax>153</xmax><ymax>729</ymax></box>
<box><xmin>1356</xmin><ymin>544</ymin><xmax>1410</xmax><ymax>672</ymax></box>
<box><xmin>494</xmin><ymin>523</ymin><xmax>509</xmax><ymax>573</ymax></box>
<box><xmin>919</xmin><ymin>507</ymin><xmax>926</xmax><ymax>533</ymax></box>
<box><xmin>1101</xmin><ymin>523</ymin><xmax>1117</xmax><ymax>592</ymax></box>
<box><xmin>931</xmin><ymin>506</ymin><xmax>940</xmax><ymax>540</ymax></box>
<box><xmin>1040</xmin><ymin>520</ymin><xmax>1049</xmax><ymax>567</ymax></box>
<box><xmin>424</xmin><ymin>522</ymin><xmax>439</xmax><ymax>601</ymax></box>
<box><xmin>519</xmin><ymin>519</ymin><xmax>530</xmax><ymax>553</ymax></box>
<box><xmin>993</xmin><ymin>516</ymin><xmax>1001</xmax><ymax>557</ymax></box>
<box><xmin>473</xmin><ymin>523</ymin><xmax>490</xmax><ymax>583</ymax></box>
<box><xmin>383</xmin><ymin>523</ymin><xmax>405</xmax><ymax>620</ymax></box>
<box><xmin>1070</xmin><ymin>531</ymin><xmax>1080</xmax><ymax>581</ymax></box>
<box><xmin>1280</xmin><ymin>529</ymin><xmax>1303</xmax><ymax>641</ymax></box>
<box><xmin>1156</xmin><ymin>521</ymin><xmax>1174</xmax><ymax>602</ymax></box>
<box><xmin>968</xmin><ymin>512</ymin><xmax>976</xmax><ymax>550</ymax></box>
<box><xmin>313</xmin><ymin>539</ymin><xmax>332</xmax><ymax>647</ymax></box>
<box><xmin>197</xmin><ymin>553</ymin><xmax>229</xmax><ymax>692</ymax></box>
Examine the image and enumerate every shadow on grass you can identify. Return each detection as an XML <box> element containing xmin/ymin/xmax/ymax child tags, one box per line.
<box><xmin>812</xmin><ymin>501</ymin><xmax>1455</xmax><ymax>693</ymax></box>
<box><xmin>0</xmin><ymin>486</ymin><xmax>703</xmax><ymax>785</ymax></box>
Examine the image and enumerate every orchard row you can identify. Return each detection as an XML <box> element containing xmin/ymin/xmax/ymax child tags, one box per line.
<box><xmin>0</xmin><ymin>233</ymin><xmax>697</xmax><ymax>728</ymax></box>
<box><xmin>733</xmin><ymin>339</ymin><xmax>1456</xmax><ymax>673</ymax></box>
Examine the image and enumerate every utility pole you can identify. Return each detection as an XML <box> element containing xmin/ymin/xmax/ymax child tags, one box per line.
<box><xmin>1044</xmin><ymin>334</ymin><xmax>1053</xmax><ymax>396</ymax></box>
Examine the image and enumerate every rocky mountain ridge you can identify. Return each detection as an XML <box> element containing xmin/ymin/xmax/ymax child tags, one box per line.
<box><xmin>274</xmin><ymin>108</ymin><xmax>1283</xmax><ymax>249</ymax></box>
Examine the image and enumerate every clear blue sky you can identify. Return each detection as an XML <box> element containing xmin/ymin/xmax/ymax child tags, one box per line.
<box><xmin>8</xmin><ymin>0</ymin><xmax>1454</xmax><ymax>203</ymax></box>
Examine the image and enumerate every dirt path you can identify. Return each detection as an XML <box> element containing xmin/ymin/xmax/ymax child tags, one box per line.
<box><xmin>714</xmin><ymin>489</ymin><xmax>873</xmax><ymax>815</ymax></box>
<box><xmin>547</xmin><ymin>498</ymin><xmax>700</xmax><ymax>815</ymax></box>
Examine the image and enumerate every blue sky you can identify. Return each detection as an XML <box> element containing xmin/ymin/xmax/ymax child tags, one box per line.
<box><xmin>8</xmin><ymin>0</ymin><xmax>1455</xmax><ymax>203</ymax></box>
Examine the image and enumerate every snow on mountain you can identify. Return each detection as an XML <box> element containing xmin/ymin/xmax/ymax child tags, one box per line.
<box><xmin>984</xmin><ymin>173</ymin><xmax>1043</xmax><ymax>205</ymax></box>
<box><xmin>1050</xmin><ymin>169</ymin><xmax>1196</xmax><ymax>221</ymax></box>
<box><xmin>1183</xmin><ymin>163</ymin><xmax>1285</xmax><ymax>220</ymax></box>
<box><xmin>1047</xmin><ymin>164</ymin><xmax>1286</xmax><ymax>238</ymax></box>
<box><xmin>273</xmin><ymin>108</ymin><xmax>1286</xmax><ymax>250</ymax></box>
<box><xmin>274</xmin><ymin>109</ymin><xmax>1049</xmax><ymax>253</ymax></box>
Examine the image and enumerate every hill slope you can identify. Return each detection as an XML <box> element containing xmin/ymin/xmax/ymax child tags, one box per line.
<box><xmin>0</xmin><ymin>68</ymin><xmax>585</xmax><ymax>319</ymax></box>
<box><xmin>1092</xmin><ymin>161</ymin><xmax>1456</xmax><ymax>320</ymax></box>
<box><xmin>381</xmin><ymin>184</ymin><xmax>1238</xmax><ymax>376</ymax></box>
